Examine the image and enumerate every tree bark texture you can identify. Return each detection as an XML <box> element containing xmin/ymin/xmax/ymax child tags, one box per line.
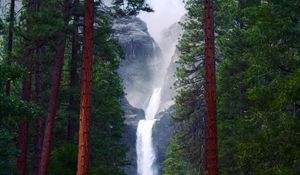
<box><xmin>33</xmin><ymin>48</ymin><xmax>43</xmax><ymax>175</ymax></box>
<box><xmin>203</xmin><ymin>0</ymin><xmax>218</xmax><ymax>174</ymax></box>
<box><xmin>76</xmin><ymin>0</ymin><xmax>94</xmax><ymax>174</ymax></box>
<box><xmin>37</xmin><ymin>35</ymin><xmax>67</xmax><ymax>175</ymax></box>
<box><xmin>17</xmin><ymin>62</ymin><xmax>33</xmax><ymax>175</ymax></box>
<box><xmin>37</xmin><ymin>0</ymin><xmax>71</xmax><ymax>174</ymax></box>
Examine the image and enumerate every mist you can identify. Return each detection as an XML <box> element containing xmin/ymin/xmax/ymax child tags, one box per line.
<box><xmin>138</xmin><ymin>0</ymin><xmax>186</xmax><ymax>42</ymax></box>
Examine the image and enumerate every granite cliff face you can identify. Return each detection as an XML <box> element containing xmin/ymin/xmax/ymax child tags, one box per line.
<box><xmin>158</xmin><ymin>21</ymin><xmax>182</xmax><ymax>112</ymax></box>
<box><xmin>113</xmin><ymin>16</ymin><xmax>161</xmax><ymax>109</ymax></box>
<box><xmin>114</xmin><ymin>16</ymin><xmax>160</xmax><ymax>175</ymax></box>
<box><xmin>114</xmin><ymin>16</ymin><xmax>182</xmax><ymax>175</ymax></box>
<box><xmin>151</xmin><ymin>21</ymin><xmax>183</xmax><ymax>175</ymax></box>
<box><xmin>152</xmin><ymin>106</ymin><xmax>178</xmax><ymax>174</ymax></box>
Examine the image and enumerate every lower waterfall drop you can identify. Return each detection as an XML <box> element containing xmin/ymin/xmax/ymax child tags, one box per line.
<box><xmin>136</xmin><ymin>88</ymin><xmax>162</xmax><ymax>175</ymax></box>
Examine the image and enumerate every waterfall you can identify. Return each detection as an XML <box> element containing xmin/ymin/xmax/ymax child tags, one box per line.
<box><xmin>135</xmin><ymin>18</ymin><xmax>180</xmax><ymax>175</ymax></box>
<box><xmin>136</xmin><ymin>120</ymin><xmax>156</xmax><ymax>175</ymax></box>
<box><xmin>145</xmin><ymin>88</ymin><xmax>162</xmax><ymax>120</ymax></box>
<box><xmin>136</xmin><ymin>88</ymin><xmax>161</xmax><ymax>175</ymax></box>
<box><xmin>134</xmin><ymin>2</ymin><xmax>185</xmax><ymax>174</ymax></box>
<box><xmin>135</xmin><ymin>21</ymin><xmax>181</xmax><ymax>175</ymax></box>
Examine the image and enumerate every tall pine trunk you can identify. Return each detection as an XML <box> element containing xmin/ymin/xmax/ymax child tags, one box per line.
<box><xmin>5</xmin><ymin>0</ymin><xmax>15</xmax><ymax>95</ymax></box>
<box><xmin>68</xmin><ymin>0</ymin><xmax>80</xmax><ymax>141</ymax></box>
<box><xmin>33</xmin><ymin>48</ymin><xmax>43</xmax><ymax>175</ymax></box>
<box><xmin>203</xmin><ymin>0</ymin><xmax>218</xmax><ymax>174</ymax></box>
<box><xmin>33</xmin><ymin>0</ymin><xmax>43</xmax><ymax>172</ymax></box>
<box><xmin>37</xmin><ymin>34</ymin><xmax>67</xmax><ymax>175</ymax></box>
<box><xmin>17</xmin><ymin>62</ymin><xmax>33</xmax><ymax>175</ymax></box>
<box><xmin>16</xmin><ymin>0</ymin><xmax>38</xmax><ymax>173</ymax></box>
<box><xmin>37</xmin><ymin>0</ymin><xmax>71</xmax><ymax>173</ymax></box>
<box><xmin>76</xmin><ymin>0</ymin><xmax>94</xmax><ymax>174</ymax></box>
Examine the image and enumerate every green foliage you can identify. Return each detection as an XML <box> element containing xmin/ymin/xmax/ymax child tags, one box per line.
<box><xmin>112</xmin><ymin>0</ymin><xmax>153</xmax><ymax>16</ymax></box>
<box><xmin>89</xmin><ymin>15</ymin><xmax>128</xmax><ymax>175</ymax></box>
<box><xmin>165</xmin><ymin>0</ymin><xmax>300</xmax><ymax>175</ymax></box>
<box><xmin>0</xmin><ymin>19</ymin><xmax>3</xmax><ymax>35</ymax></box>
<box><xmin>0</xmin><ymin>62</ymin><xmax>24</xmax><ymax>82</ymax></box>
<box><xmin>0</xmin><ymin>61</ymin><xmax>35</xmax><ymax>175</ymax></box>
<box><xmin>48</xmin><ymin>144</ymin><xmax>78</xmax><ymax>175</ymax></box>
<box><xmin>1</xmin><ymin>0</ymin><xmax>131</xmax><ymax>174</ymax></box>
<box><xmin>217</xmin><ymin>0</ymin><xmax>300</xmax><ymax>174</ymax></box>
<box><xmin>163</xmin><ymin>135</ymin><xmax>196</xmax><ymax>175</ymax></box>
<box><xmin>0</xmin><ymin>61</ymin><xmax>36</xmax><ymax>124</ymax></box>
<box><xmin>0</xmin><ymin>128</ymin><xmax>17</xmax><ymax>175</ymax></box>
<box><xmin>0</xmin><ymin>94</ymin><xmax>36</xmax><ymax>121</ymax></box>
<box><xmin>163</xmin><ymin>1</ymin><xmax>205</xmax><ymax>174</ymax></box>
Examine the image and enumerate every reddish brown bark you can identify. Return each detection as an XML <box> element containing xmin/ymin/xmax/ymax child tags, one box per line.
<box><xmin>17</xmin><ymin>62</ymin><xmax>33</xmax><ymax>175</ymax></box>
<box><xmin>33</xmin><ymin>48</ymin><xmax>43</xmax><ymax>175</ymax></box>
<box><xmin>16</xmin><ymin>1</ymin><xmax>37</xmax><ymax>174</ymax></box>
<box><xmin>17</xmin><ymin>121</ymin><xmax>29</xmax><ymax>175</ymax></box>
<box><xmin>76</xmin><ymin>0</ymin><xmax>94</xmax><ymax>174</ymax></box>
<box><xmin>32</xmin><ymin>0</ymin><xmax>43</xmax><ymax>172</ymax></box>
<box><xmin>37</xmin><ymin>35</ymin><xmax>67</xmax><ymax>175</ymax></box>
<box><xmin>5</xmin><ymin>0</ymin><xmax>15</xmax><ymax>95</ymax></box>
<box><xmin>37</xmin><ymin>1</ymin><xmax>71</xmax><ymax>174</ymax></box>
<box><xmin>203</xmin><ymin>0</ymin><xmax>218</xmax><ymax>174</ymax></box>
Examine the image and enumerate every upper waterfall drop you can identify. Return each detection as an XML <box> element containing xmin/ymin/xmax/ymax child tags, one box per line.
<box><xmin>145</xmin><ymin>88</ymin><xmax>162</xmax><ymax>120</ymax></box>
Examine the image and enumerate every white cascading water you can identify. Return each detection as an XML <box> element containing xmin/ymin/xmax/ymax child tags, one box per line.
<box><xmin>136</xmin><ymin>88</ymin><xmax>161</xmax><ymax>175</ymax></box>
<box><xmin>135</xmin><ymin>1</ymin><xmax>186</xmax><ymax>174</ymax></box>
<box><xmin>145</xmin><ymin>88</ymin><xmax>162</xmax><ymax>120</ymax></box>
<box><xmin>135</xmin><ymin>20</ymin><xmax>180</xmax><ymax>175</ymax></box>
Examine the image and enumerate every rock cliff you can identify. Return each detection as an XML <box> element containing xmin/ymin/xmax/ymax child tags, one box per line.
<box><xmin>114</xmin><ymin>16</ymin><xmax>160</xmax><ymax>175</ymax></box>
<box><xmin>113</xmin><ymin>16</ymin><xmax>161</xmax><ymax>109</ymax></box>
<box><xmin>114</xmin><ymin>16</ymin><xmax>182</xmax><ymax>175</ymax></box>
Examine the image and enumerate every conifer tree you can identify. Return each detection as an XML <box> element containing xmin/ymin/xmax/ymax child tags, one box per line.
<box><xmin>38</xmin><ymin>1</ymin><xmax>72</xmax><ymax>174</ymax></box>
<box><xmin>76</xmin><ymin>0</ymin><xmax>94</xmax><ymax>174</ymax></box>
<box><xmin>203</xmin><ymin>0</ymin><xmax>218</xmax><ymax>174</ymax></box>
<box><xmin>5</xmin><ymin>0</ymin><xmax>15</xmax><ymax>95</ymax></box>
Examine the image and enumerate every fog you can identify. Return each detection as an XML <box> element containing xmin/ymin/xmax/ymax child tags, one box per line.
<box><xmin>138</xmin><ymin>0</ymin><xmax>186</xmax><ymax>42</ymax></box>
<box><xmin>111</xmin><ymin>0</ymin><xmax>186</xmax><ymax>109</ymax></box>
<box><xmin>134</xmin><ymin>0</ymin><xmax>185</xmax><ymax>112</ymax></box>
<box><xmin>136</xmin><ymin>2</ymin><xmax>186</xmax><ymax>174</ymax></box>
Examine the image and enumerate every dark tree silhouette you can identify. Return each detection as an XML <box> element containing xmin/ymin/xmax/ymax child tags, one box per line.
<box><xmin>5</xmin><ymin>0</ymin><xmax>15</xmax><ymax>95</ymax></box>
<box><xmin>203</xmin><ymin>0</ymin><xmax>218</xmax><ymax>174</ymax></box>
<box><xmin>17</xmin><ymin>62</ymin><xmax>32</xmax><ymax>175</ymax></box>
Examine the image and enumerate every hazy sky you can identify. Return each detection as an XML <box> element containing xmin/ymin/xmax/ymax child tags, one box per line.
<box><xmin>138</xmin><ymin>0</ymin><xmax>186</xmax><ymax>41</ymax></box>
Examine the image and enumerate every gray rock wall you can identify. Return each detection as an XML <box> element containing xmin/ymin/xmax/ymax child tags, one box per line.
<box><xmin>152</xmin><ymin>106</ymin><xmax>178</xmax><ymax>175</ymax></box>
<box><xmin>122</xmin><ymin>98</ymin><xmax>144</xmax><ymax>175</ymax></box>
<box><xmin>114</xmin><ymin>16</ymin><xmax>160</xmax><ymax>175</ymax></box>
<box><xmin>113</xmin><ymin>16</ymin><xmax>161</xmax><ymax>109</ymax></box>
<box><xmin>115</xmin><ymin>17</ymin><xmax>183</xmax><ymax>175</ymax></box>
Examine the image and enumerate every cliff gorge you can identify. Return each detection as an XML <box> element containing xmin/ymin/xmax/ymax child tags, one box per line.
<box><xmin>114</xmin><ymin>16</ymin><xmax>182</xmax><ymax>175</ymax></box>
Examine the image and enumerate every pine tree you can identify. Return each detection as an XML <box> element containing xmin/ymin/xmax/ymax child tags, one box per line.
<box><xmin>33</xmin><ymin>48</ymin><xmax>43</xmax><ymax>175</ymax></box>
<box><xmin>76</xmin><ymin>0</ymin><xmax>94</xmax><ymax>174</ymax></box>
<box><xmin>38</xmin><ymin>1</ymin><xmax>72</xmax><ymax>174</ymax></box>
<box><xmin>163</xmin><ymin>0</ymin><xmax>206</xmax><ymax>174</ymax></box>
<box><xmin>5</xmin><ymin>0</ymin><xmax>15</xmax><ymax>95</ymax></box>
<box><xmin>0</xmin><ymin>0</ymin><xmax>153</xmax><ymax>174</ymax></box>
<box><xmin>203</xmin><ymin>0</ymin><xmax>218</xmax><ymax>174</ymax></box>
<box><xmin>217</xmin><ymin>0</ymin><xmax>300</xmax><ymax>174</ymax></box>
